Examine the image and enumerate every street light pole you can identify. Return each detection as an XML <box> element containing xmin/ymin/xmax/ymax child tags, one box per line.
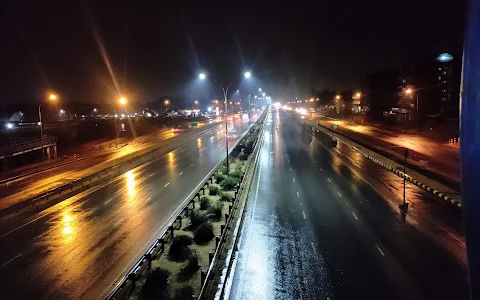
<box><xmin>416</xmin><ymin>94</ymin><xmax>419</xmax><ymax>131</ymax></box>
<box><xmin>39</xmin><ymin>104</ymin><xmax>43</xmax><ymax>158</ymax></box>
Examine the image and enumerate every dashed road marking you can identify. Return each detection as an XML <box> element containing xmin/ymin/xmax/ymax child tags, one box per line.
<box><xmin>290</xmin><ymin>167</ymin><xmax>292</xmax><ymax>171</ymax></box>
<box><xmin>145</xmin><ymin>197</ymin><xmax>152</xmax><ymax>203</ymax></box>
<box><xmin>179</xmin><ymin>172</ymin><xmax>183</xmax><ymax>176</ymax></box>
<box><xmin>114</xmin><ymin>218</ymin><xmax>125</xmax><ymax>227</ymax></box>
<box><xmin>164</xmin><ymin>183</ymin><xmax>170</xmax><ymax>187</ymax></box>
<box><xmin>337</xmin><ymin>192</ymin><xmax>342</xmax><ymax>198</ymax></box>
<box><xmin>311</xmin><ymin>242</ymin><xmax>318</xmax><ymax>255</ymax></box>
<box><xmin>297</xmin><ymin>191</ymin><xmax>300</xmax><ymax>197</ymax></box>
<box><xmin>319</xmin><ymin>167</ymin><xmax>323</xmax><ymax>171</ymax></box>
<box><xmin>293</xmin><ymin>177</ymin><xmax>296</xmax><ymax>182</ymax></box>
<box><xmin>191</xmin><ymin>164</ymin><xmax>194</xmax><ymax>167</ymax></box>
<box><xmin>302</xmin><ymin>211</ymin><xmax>306</xmax><ymax>219</ymax></box>
<box><xmin>352</xmin><ymin>212</ymin><xmax>358</xmax><ymax>220</ymax></box>
<box><xmin>327</xmin><ymin>178</ymin><xmax>332</xmax><ymax>183</ymax></box>
<box><xmin>104</xmin><ymin>198</ymin><xmax>113</xmax><ymax>205</ymax></box>
<box><xmin>375</xmin><ymin>244</ymin><xmax>385</xmax><ymax>256</ymax></box>
<box><xmin>2</xmin><ymin>253</ymin><xmax>22</xmax><ymax>268</ymax></box>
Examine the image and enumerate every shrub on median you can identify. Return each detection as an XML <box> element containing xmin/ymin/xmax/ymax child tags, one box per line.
<box><xmin>190</xmin><ymin>210</ymin><xmax>208</xmax><ymax>229</ymax></box>
<box><xmin>200</xmin><ymin>196</ymin><xmax>211</xmax><ymax>210</ymax></box>
<box><xmin>214</xmin><ymin>172</ymin><xmax>227</xmax><ymax>184</ymax></box>
<box><xmin>208</xmin><ymin>185</ymin><xmax>220</xmax><ymax>195</ymax></box>
<box><xmin>238</xmin><ymin>153</ymin><xmax>249</xmax><ymax>161</ymax></box>
<box><xmin>194</xmin><ymin>222</ymin><xmax>214</xmax><ymax>245</ymax></box>
<box><xmin>172</xmin><ymin>285</ymin><xmax>194</xmax><ymax>300</ymax></box>
<box><xmin>220</xmin><ymin>193</ymin><xmax>233</xmax><ymax>202</ymax></box>
<box><xmin>208</xmin><ymin>201</ymin><xmax>224</xmax><ymax>220</ymax></box>
<box><xmin>141</xmin><ymin>267</ymin><xmax>170</xmax><ymax>299</ymax></box>
<box><xmin>220</xmin><ymin>177</ymin><xmax>240</xmax><ymax>191</ymax></box>
<box><xmin>168</xmin><ymin>235</ymin><xmax>193</xmax><ymax>262</ymax></box>
<box><xmin>230</xmin><ymin>170</ymin><xmax>243</xmax><ymax>179</ymax></box>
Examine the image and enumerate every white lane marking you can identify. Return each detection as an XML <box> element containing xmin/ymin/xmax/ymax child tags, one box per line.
<box><xmin>311</xmin><ymin>242</ymin><xmax>318</xmax><ymax>256</ymax></box>
<box><xmin>319</xmin><ymin>167</ymin><xmax>323</xmax><ymax>171</ymax></box>
<box><xmin>297</xmin><ymin>191</ymin><xmax>300</xmax><ymax>197</ymax></box>
<box><xmin>2</xmin><ymin>253</ymin><xmax>22</xmax><ymax>268</ymax></box>
<box><xmin>145</xmin><ymin>197</ymin><xmax>151</xmax><ymax>203</ymax></box>
<box><xmin>290</xmin><ymin>167</ymin><xmax>292</xmax><ymax>171</ymax></box>
<box><xmin>181</xmin><ymin>148</ymin><xmax>186</xmax><ymax>152</ymax></box>
<box><xmin>302</xmin><ymin>211</ymin><xmax>306</xmax><ymax>219</ymax></box>
<box><xmin>314</xmin><ymin>160</ymin><xmax>317</xmax><ymax>163</ymax></box>
<box><xmin>293</xmin><ymin>177</ymin><xmax>296</xmax><ymax>182</ymax></box>
<box><xmin>337</xmin><ymin>192</ymin><xmax>342</xmax><ymax>198</ymax></box>
<box><xmin>327</xmin><ymin>178</ymin><xmax>332</xmax><ymax>183</ymax></box>
<box><xmin>352</xmin><ymin>212</ymin><xmax>359</xmax><ymax>220</ymax></box>
<box><xmin>179</xmin><ymin>172</ymin><xmax>183</xmax><ymax>176</ymax></box>
<box><xmin>375</xmin><ymin>244</ymin><xmax>385</xmax><ymax>256</ymax></box>
<box><xmin>164</xmin><ymin>182</ymin><xmax>170</xmax><ymax>187</ymax></box>
<box><xmin>191</xmin><ymin>164</ymin><xmax>194</xmax><ymax>167</ymax></box>
<box><xmin>148</xmin><ymin>173</ymin><xmax>155</xmax><ymax>178</ymax></box>
<box><xmin>114</xmin><ymin>218</ymin><xmax>125</xmax><ymax>227</ymax></box>
<box><xmin>104</xmin><ymin>198</ymin><xmax>113</xmax><ymax>205</ymax></box>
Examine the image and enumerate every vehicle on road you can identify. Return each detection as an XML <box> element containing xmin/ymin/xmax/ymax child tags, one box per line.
<box><xmin>171</xmin><ymin>124</ymin><xmax>185</xmax><ymax>132</ymax></box>
<box><xmin>227</xmin><ymin>130</ymin><xmax>238</xmax><ymax>139</ymax></box>
<box><xmin>190</xmin><ymin>122</ymin><xmax>198</xmax><ymax>128</ymax></box>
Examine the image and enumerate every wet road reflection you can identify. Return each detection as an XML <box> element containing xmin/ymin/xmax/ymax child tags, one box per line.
<box><xmin>229</xmin><ymin>109</ymin><xmax>468</xmax><ymax>300</ymax></box>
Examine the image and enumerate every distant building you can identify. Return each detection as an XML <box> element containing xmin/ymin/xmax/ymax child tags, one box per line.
<box><xmin>363</xmin><ymin>70</ymin><xmax>400</xmax><ymax>121</ymax></box>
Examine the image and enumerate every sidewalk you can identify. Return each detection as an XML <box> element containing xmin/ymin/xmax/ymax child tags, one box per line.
<box><xmin>311</xmin><ymin>113</ymin><xmax>461</xmax><ymax>191</ymax></box>
<box><xmin>0</xmin><ymin>121</ymin><xmax>215</xmax><ymax>212</ymax></box>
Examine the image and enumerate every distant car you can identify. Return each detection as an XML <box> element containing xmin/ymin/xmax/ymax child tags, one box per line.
<box><xmin>171</xmin><ymin>124</ymin><xmax>184</xmax><ymax>132</ymax></box>
<box><xmin>227</xmin><ymin>130</ymin><xmax>238</xmax><ymax>139</ymax></box>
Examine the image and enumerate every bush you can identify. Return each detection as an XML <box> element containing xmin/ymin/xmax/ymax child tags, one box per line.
<box><xmin>172</xmin><ymin>285</ymin><xmax>194</xmax><ymax>300</ymax></box>
<box><xmin>200</xmin><ymin>196</ymin><xmax>211</xmax><ymax>210</ymax></box>
<box><xmin>220</xmin><ymin>177</ymin><xmax>240</xmax><ymax>191</ymax></box>
<box><xmin>194</xmin><ymin>222</ymin><xmax>214</xmax><ymax>245</ymax></box>
<box><xmin>239</xmin><ymin>153</ymin><xmax>249</xmax><ymax>161</ymax></box>
<box><xmin>178</xmin><ymin>253</ymin><xmax>199</xmax><ymax>282</ymax></box>
<box><xmin>190</xmin><ymin>210</ymin><xmax>208</xmax><ymax>229</ymax></box>
<box><xmin>230</xmin><ymin>170</ymin><xmax>243</xmax><ymax>179</ymax></box>
<box><xmin>208</xmin><ymin>201</ymin><xmax>224</xmax><ymax>220</ymax></box>
<box><xmin>231</xmin><ymin>147</ymin><xmax>241</xmax><ymax>158</ymax></box>
<box><xmin>141</xmin><ymin>267</ymin><xmax>170</xmax><ymax>299</ymax></box>
<box><xmin>168</xmin><ymin>235</ymin><xmax>193</xmax><ymax>261</ymax></box>
<box><xmin>208</xmin><ymin>185</ymin><xmax>219</xmax><ymax>195</ymax></box>
<box><xmin>220</xmin><ymin>193</ymin><xmax>233</xmax><ymax>202</ymax></box>
<box><xmin>214</xmin><ymin>172</ymin><xmax>227</xmax><ymax>184</ymax></box>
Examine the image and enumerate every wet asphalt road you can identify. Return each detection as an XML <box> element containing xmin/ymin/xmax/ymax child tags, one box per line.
<box><xmin>228</xmin><ymin>109</ymin><xmax>468</xmax><ymax>300</ymax></box>
<box><xmin>0</xmin><ymin>114</ymin><xmax>256</xmax><ymax>300</ymax></box>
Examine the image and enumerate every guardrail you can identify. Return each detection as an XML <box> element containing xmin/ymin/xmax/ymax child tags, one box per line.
<box><xmin>0</xmin><ymin>136</ymin><xmax>57</xmax><ymax>156</ymax></box>
<box><xmin>0</xmin><ymin>124</ymin><xmax>220</xmax><ymax>223</ymax></box>
<box><xmin>106</xmin><ymin>109</ymin><xmax>268</xmax><ymax>300</ymax></box>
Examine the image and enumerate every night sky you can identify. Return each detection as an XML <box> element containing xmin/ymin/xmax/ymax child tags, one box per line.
<box><xmin>0</xmin><ymin>0</ymin><xmax>465</xmax><ymax>106</ymax></box>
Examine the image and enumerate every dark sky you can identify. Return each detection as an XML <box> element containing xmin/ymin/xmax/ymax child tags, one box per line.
<box><xmin>0</xmin><ymin>0</ymin><xmax>465</xmax><ymax>105</ymax></box>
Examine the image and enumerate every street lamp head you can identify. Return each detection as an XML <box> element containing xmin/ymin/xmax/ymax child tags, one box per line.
<box><xmin>258</xmin><ymin>88</ymin><xmax>262</xmax><ymax>91</ymax></box>
<box><xmin>194</xmin><ymin>100</ymin><xmax>199</xmax><ymax>105</ymax></box>
<box><xmin>199</xmin><ymin>73</ymin><xmax>206</xmax><ymax>80</ymax></box>
<box><xmin>262</xmin><ymin>93</ymin><xmax>266</xmax><ymax>97</ymax></box>
<box><xmin>49</xmin><ymin>94</ymin><xmax>57</xmax><ymax>101</ymax></box>
<box><xmin>335</xmin><ymin>95</ymin><xmax>341</xmax><ymax>100</ymax></box>
<box><xmin>405</xmin><ymin>88</ymin><xmax>413</xmax><ymax>95</ymax></box>
<box><xmin>244</xmin><ymin>71</ymin><xmax>251</xmax><ymax>78</ymax></box>
<box><xmin>164</xmin><ymin>99</ymin><xmax>170</xmax><ymax>105</ymax></box>
<box><xmin>119</xmin><ymin>97</ymin><xmax>127</xmax><ymax>105</ymax></box>
<box><xmin>356</xmin><ymin>92</ymin><xmax>362</xmax><ymax>98</ymax></box>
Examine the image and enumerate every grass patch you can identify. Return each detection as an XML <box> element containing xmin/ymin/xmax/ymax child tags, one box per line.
<box><xmin>177</xmin><ymin>252</ymin><xmax>200</xmax><ymax>282</ymax></box>
<box><xmin>172</xmin><ymin>285</ymin><xmax>194</xmax><ymax>300</ymax></box>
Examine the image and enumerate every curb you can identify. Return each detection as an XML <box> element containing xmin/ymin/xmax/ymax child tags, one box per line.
<box><xmin>306</xmin><ymin>121</ymin><xmax>462</xmax><ymax>209</ymax></box>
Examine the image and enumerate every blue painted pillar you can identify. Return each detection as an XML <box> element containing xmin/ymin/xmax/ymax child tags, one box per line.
<box><xmin>461</xmin><ymin>0</ymin><xmax>480</xmax><ymax>299</ymax></box>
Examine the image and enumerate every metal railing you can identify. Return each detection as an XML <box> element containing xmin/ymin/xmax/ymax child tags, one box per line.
<box><xmin>0</xmin><ymin>136</ymin><xmax>56</xmax><ymax>156</ymax></box>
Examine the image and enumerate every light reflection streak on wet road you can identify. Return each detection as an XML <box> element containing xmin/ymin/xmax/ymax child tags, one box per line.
<box><xmin>0</xmin><ymin>114</ymin><xmax>256</xmax><ymax>300</ymax></box>
<box><xmin>228</xmin><ymin>109</ymin><xmax>468</xmax><ymax>300</ymax></box>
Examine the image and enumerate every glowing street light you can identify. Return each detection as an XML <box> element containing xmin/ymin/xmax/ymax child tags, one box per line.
<box><xmin>355</xmin><ymin>92</ymin><xmax>362</xmax><ymax>98</ymax></box>
<box><xmin>335</xmin><ymin>95</ymin><xmax>341</xmax><ymax>100</ymax></box>
<box><xmin>39</xmin><ymin>92</ymin><xmax>59</xmax><ymax>156</ymax></box>
<box><xmin>119</xmin><ymin>97</ymin><xmax>127</xmax><ymax>105</ymax></box>
<box><xmin>404</xmin><ymin>88</ymin><xmax>419</xmax><ymax>130</ymax></box>
<box><xmin>405</xmin><ymin>88</ymin><xmax>413</xmax><ymax>95</ymax></box>
<box><xmin>194</xmin><ymin>100</ymin><xmax>199</xmax><ymax>105</ymax></box>
<box><xmin>262</xmin><ymin>93</ymin><xmax>266</xmax><ymax>97</ymax></box>
<box><xmin>164</xmin><ymin>99</ymin><xmax>170</xmax><ymax>105</ymax></box>
<box><xmin>49</xmin><ymin>93</ymin><xmax>57</xmax><ymax>101</ymax></box>
<box><xmin>198</xmin><ymin>71</ymin><xmax>252</xmax><ymax>174</ymax></box>
<box><xmin>259</xmin><ymin>88</ymin><xmax>262</xmax><ymax>91</ymax></box>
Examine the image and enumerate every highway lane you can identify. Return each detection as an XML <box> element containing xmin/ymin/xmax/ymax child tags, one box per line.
<box><xmin>0</xmin><ymin>114</ymin><xmax>257</xmax><ymax>300</ymax></box>
<box><xmin>0</xmin><ymin>122</ymin><xmax>220</xmax><ymax>211</ymax></box>
<box><xmin>228</xmin><ymin>109</ymin><xmax>468</xmax><ymax>300</ymax></box>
